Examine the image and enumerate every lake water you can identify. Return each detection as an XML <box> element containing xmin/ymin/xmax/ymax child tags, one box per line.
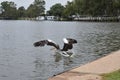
<box><xmin>0</xmin><ymin>20</ymin><xmax>120</xmax><ymax>80</ymax></box>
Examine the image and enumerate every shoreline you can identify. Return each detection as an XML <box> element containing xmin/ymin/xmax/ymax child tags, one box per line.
<box><xmin>0</xmin><ymin>16</ymin><xmax>120</xmax><ymax>22</ymax></box>
<box><xmin>48</xmin><ymin>50</ymin><xmax>120</xmax><ymax>80</ymax></box>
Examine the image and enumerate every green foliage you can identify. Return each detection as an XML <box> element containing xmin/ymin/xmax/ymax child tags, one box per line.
<box><xmin>26</xmin><ymin>0</ymin><xmax>45</xmax><ymax>17</ymax></box>
<box><xmin>47</xmin><ymin>3</ymin><xmax>65</xmax><ymax>17</ymax></box>
<box><xmin>18</xmin><ymin>6</ymin><xmax>26</xmax><ymax>17</ymax></box>
<box><xmin>0</xmin><ymin>1</ymin><xmax>18</xmax><ymax>19</ymax></box>
<box><xmin>0</xmin><ymin>0</ymin><xmax>45</xmax><ymax>19</ymax></box>
<box><xmin>63</xmin><ymin>1</ymin><xmax>75</xmax><ymax>17</ymax></box>
<box><xmin>102</xmin><ymin>70</ymin><xmax>120</xmax><ymax>80</ymax></box>
<box><xmin>64</xmin><ymin>0</ymin><xmax>120</xmax><ymax>16</ymax></box>
<box><xmin>0</xmin><ymin>0</ymin><xmax>120</xmax><ymax>19</ymax></box>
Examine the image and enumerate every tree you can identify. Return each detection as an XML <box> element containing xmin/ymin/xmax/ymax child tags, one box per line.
<box><xmin>26</xmin><ymin>4</ymin><xmax>35</xmax><ymax>17</ymax></box>
<box><xmin>34</xmin><ymin>0</ymin><xmax>45</xmax><ymax>13</ymax></box>
<box><xmin>47</xmin><ymin>3</ymin><xmax>65</xmax><ymax>17</ymax></box>
<box><xmin>0</xmin><ymin>5</ymin><xmax>4</xmax><ymax>14</ymax></box>
<box><xmin>18</xmin><ymin>6</ymin><xmax>26</xmax><ymax>18</ymax></box>
<box><xmin>114</xmin><ymin>0</ymin><xmax>120</xmax><ymax>15</ymax></box>
<box><xmin>63</xmin><ymin>1</ymin><xmax>75</xmax><ymax>17</ymax></box>
<box><xmin>73</xmin><ymin>0</ymin><xmax>83</xmax><ymax>15</ymax></box>
<box><xmin>0</xmin><ymin>1</ymin><xmax>17</xmax><ymax>19</ymax></box>
<box><xmin>26</xmin><ymin>0</ymin><xmax>45</xmax><ymax>18</ymax></box>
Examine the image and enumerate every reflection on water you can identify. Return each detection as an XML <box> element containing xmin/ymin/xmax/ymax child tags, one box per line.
<box><xmin>0</xmin><ymin>20</ymin><xmax>120</xmax><ymax>80</ymax></box>
<box><xmin>54</xmin><ymin>52</ymin><xmax>73</xmax><ymax>65</ymax></box>
<box><xmin>54</xmin><ymin>52</ymin><xmax>62</xmax><ymax>62</ymax></box>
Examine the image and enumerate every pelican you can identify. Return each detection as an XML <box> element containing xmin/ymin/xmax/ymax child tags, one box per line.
<box><xmin>33</xmin><ymin>38</ymin><xmax>77</xmax><ymax>57</ymax></box>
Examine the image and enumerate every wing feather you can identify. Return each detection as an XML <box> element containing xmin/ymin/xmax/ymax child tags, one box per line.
<box><xmin>33</xmin><ymin>39</ymin><xmax>59</xmax><ymax>49</ymax></box>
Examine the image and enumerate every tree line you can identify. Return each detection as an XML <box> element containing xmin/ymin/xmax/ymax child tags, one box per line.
<box><xmin>0</xmin><ymin>0</ymin><xmax>120</xmax><ymax>20</ymax></box>
<box><xmin>47</xmin><ymin>0</ymin><xmax>120</xmax><ymax>19</ymax></box>
<box><xmin>0</xmin><ymin>0</ymin><xmax>45</xmax><ymax>19</ymax></box>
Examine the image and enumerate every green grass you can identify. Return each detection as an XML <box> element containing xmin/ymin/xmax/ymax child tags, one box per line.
<box><xmin>102</xmin><ymin>70</ymin><xmax>120</xmax><ymax>80</ymax></box>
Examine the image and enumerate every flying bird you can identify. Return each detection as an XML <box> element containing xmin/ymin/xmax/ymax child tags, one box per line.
<box><xmin>33</xmin><ymin>38</ymin><xmax>77</xmax><ymax>57</ymax></box>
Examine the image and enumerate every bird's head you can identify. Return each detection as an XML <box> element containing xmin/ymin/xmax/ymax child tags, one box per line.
<box><xmin>73</xmin><ymin>39</ymin><xmax>77</xmax><ymax>44</ymax></box>
<box><xmin>69</xmin><ymin>38</ymin><xmax>77</xmax><ymax>44</ymax></box>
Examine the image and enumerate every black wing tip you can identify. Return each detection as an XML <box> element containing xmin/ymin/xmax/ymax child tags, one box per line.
<box><xmin>33</xmin><ymin>42</ymin><xmax>40</xmax><ymax>47</ymax></box>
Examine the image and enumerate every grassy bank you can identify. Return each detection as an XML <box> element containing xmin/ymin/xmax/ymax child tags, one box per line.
<box><xmin>102</xmin><ymin>70</ymin><xmax>120</xmax><ymax>80</ymax></box>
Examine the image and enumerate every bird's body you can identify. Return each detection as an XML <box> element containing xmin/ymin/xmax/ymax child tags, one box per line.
<box><xmin>33</xmin><ymin>38</ymin><xmax>77</xmax><ymax>57</ymax></box>
<box><xmin>54</xmin><ymin>49</ymin><xmax>74</xmax><ymax>57</ymax></box>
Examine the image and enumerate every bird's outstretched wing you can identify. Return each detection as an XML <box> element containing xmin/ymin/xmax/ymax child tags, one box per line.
<box><xmin>33</xmin><ymin>39</ymin><xmax>60</xmax><ymax>49</ymax></box>
<box><xmin>62</xmin><ymin>38</ymin><xmax>77</xmax><ymax>51</ymax></box>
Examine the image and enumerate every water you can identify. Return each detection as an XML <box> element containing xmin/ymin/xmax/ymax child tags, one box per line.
<box><xmin>0</xmin><ymin>20</ymin><xmax>120</xmax><ymax>80</ymax></box>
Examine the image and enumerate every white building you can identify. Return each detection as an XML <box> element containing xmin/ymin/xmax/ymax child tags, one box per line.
<box><xmin>36</xmin><ymin>16</ymin><xmax>45</xmax><ymax>20</ymax></box>
<box><xmin>46</xmin><ymin>16</ymin><xmax>55</xmax><ymax>20</ymax></box>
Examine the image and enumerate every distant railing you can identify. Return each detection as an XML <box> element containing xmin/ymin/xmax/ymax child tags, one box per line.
<box><xmin>74</xmin><ymin>16</ymin><xmax>120</xmax><ymax>22</ymax></box>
